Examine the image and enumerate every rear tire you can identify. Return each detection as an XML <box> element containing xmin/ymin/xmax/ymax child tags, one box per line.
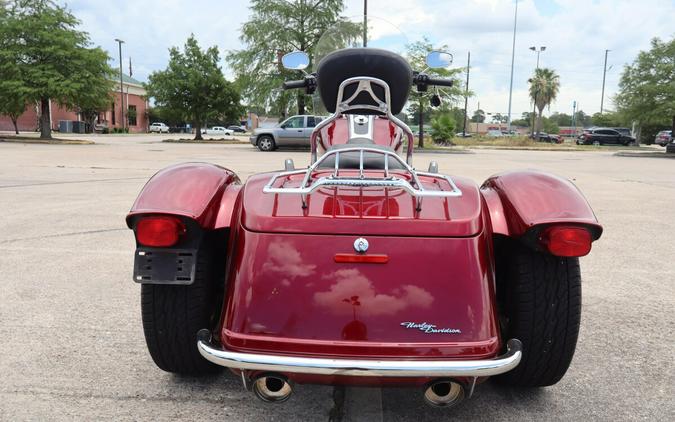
<box><xmin>141</xmin><ymin>251</ymin><xmax>221</xmax><ymax>376</ymax></box>
<box><xmin>495</xmin><ymin>243</ymin><xmax>581</xmax><ymax>387</ymax></box>
<box><xmin>257</xmin><ymin>135</ymin><xmax>275</xmax><ymax>151</ymax></box>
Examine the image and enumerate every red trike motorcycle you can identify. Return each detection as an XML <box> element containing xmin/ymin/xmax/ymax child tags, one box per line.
<box><xmin>127</xmin><ymin>24</ymin><xmax>601</xmax><ymax>408</ymax></box>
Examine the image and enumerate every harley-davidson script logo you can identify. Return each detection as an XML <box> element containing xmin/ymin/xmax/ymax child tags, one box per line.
<box><xmin>400</xmin><ymin>322</ymin><xmax>461</xmax><ymax>334</ymax></box>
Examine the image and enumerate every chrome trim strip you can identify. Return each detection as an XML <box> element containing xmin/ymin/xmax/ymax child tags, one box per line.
<box><xmin>197</xmin><ymin>333</ymin><xmax>522</xmax><ymax>378</ymax></box>
<box><xmin>262</xmin><ymin>146</ymin><xmax>463</xmax><ymax>208</ymax></box>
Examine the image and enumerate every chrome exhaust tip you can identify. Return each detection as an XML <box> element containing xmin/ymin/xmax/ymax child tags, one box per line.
<box><xmin>423</xmin><ymin>380</ymin><xmax>465</xmax><ymax>408</ymax></box>
<box><xmin>251</xmin><ymin>374</ymin><xmax>293</xmax><ymax>403</ymax></box>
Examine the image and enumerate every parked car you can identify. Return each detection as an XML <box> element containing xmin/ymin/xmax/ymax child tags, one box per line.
<box><xmin>249</xmin><ymin>115</ymin><xmax>325</xmax><ymax>151</ymax></box>
<box><xmin>202</xmin><ymin>126</ymin><xmax>234</xmax><ymax>136</ymax></box>
<box><xmin>227</xmin><ymin>125</ymin><xmax>247</xmax><ymax>133</ymax></box>
<box><xmin>655</xmin><ymin>130</ymin><xmax>672</xmax><ymax>147</ymax></box>
<box><xmin>611</xmin><ymin>127</ymin><xmax>632</xmax><ymax>137</ymax></box>
<box><xmin>455</xmin><ymin>132</ymin><xmax>472</xmax><ymax>138</ymax></box>
<box><xmin>666</xmin><ymin>138</ymin><xmax>675</xmax><ymax>154</ymax></box>
<box><xmin>531</xmin><ymin>132</ymin><xmax>563</xmax><ymax>144</ymax></box>
<box><xmin>94</xmin><ymin>122</ymin><xmax>109</xmax><ymax>133</ymax></box>
<box><xmin>486</xmin><ymin>129</ymin><xmax>503</xmax><ymax>138</ymax></box>
<box><xmin>149</xmin><ymin>122</ymin><xmax>169</xmax><ymax>133</ymax></box>
<box><xmin>576</xmin><ymin>127</ymin><xmax>635</xmax><ymax>146</ymax></box>
<box><xmin>126</xmin><ymin>47</ymin><xmax>602</xmax><ymax>409</ymax></box>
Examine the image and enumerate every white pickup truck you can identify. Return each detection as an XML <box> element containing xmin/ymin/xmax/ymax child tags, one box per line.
<box><xmin>149</xmin><ymin>122</ymin><xmax>170</xmax><ymax>133</ymax></box>
<box><xmin>201</xmin><ymin>126</ymin><xmax>234</xmax><ymax>137</ymax></box>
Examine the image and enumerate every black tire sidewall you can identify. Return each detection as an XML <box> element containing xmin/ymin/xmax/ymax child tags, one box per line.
<box><xmin>140</xmin><ymin>249</ymin><xmax>222</xmax><ymax>376</ymax></box>
<box><xmin>495</xmin><ymin>243</ymin><xmax>582</xmax><ymax>387</ymax></box>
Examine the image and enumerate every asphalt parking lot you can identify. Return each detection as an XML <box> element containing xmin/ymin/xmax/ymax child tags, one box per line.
<box><xmin>1</xmin><ymin>134</ymin><xmax>673</xmax><ymax>421</ymax></box>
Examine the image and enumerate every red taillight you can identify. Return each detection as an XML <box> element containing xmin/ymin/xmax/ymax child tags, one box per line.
<box><xmin>136</xmin><ymin>216</ymin><xmax>185</xmax><ymax>247</ymax></box>
<box><xmin>540</xmin><ymin>226</ymin><xmax>592</xmax><ymax>257</ymax></box>
<box><xmin>334</xmin><ymin>253</ymin><xmax>389</xmax><ymax>264</ymax></box>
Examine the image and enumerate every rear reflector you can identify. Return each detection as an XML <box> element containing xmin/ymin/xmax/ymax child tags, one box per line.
<box><xmin>540</xmin><ymin>226</ymin><xmax>592</xmax><ymax>257</ymax></box>
<box><xmin>334</xmin><ymin>253</ymin><xmax>389</xmax><ymax>264</ymax></box>
<box><xmin>136</xmin><ymin>216</ymin><xmax>185</xmax><ymax>247</ymax></box>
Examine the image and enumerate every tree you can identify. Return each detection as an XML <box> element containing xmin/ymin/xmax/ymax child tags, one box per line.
<box><xmin>490</xmin><ymin>113</ymin><xmax>508</xmax><ymax>124</ymax></box>
<box><xmin>549</xmin><ymin>112</ymin><xmax>572</xmax><ymax>127</ymax></box>
<box><xmin>407</xmin><ymin>102</ymin><xmax>432</xmax><ymax>126</ymax></box>
<box><xmin>0</xmin><ymin>92</ymin><xmax>26</xmax><ymax>134</ymax></box>
<box><xmin>471</xmin><ymin>109</ymin><xmax>486</xmax><ymax>123</ymax></box>
<box><xmin>147</xmin><ymin>106</ymin><xmax>184</xmax><ymax>128</ymax></box>
<box><xmin>591</xmin><ymin>111</ymin><xmax>623</xmax><ymax>127</ymax></box>
<box><xmin>146</xmin><ymin>35</ymin><xmax>242</xmax><ymax>141</ymax></box>
<box><xmin>0</xmin><ymin>0</ymin><xmax>114</xmax><ymax>139</ymax></box>
<box><xmin>0</xmin><ymin>3</ymin><xmax>26</xmax><ymax>134</ymax></box>
<box><xmin>228</xmin><ymin>0</ymin><xmax>352</xmax><ymax>116</ymax></box>
<box><xmin>441</xmin><ymin>106</ymin><xmax>466</xmax><ymax>130</ymax></box>
<box><xmin>405</xmin><ymin>38</ymin><xmax>465</xmax><ymax>148</ymax></box>
<box><xmin>511</xmin><ymin>111</ymin><xmax>533</xmax><ymax>127</ymax></box>
<box><xmin>528</xmin><ymin>68</ymin><xmax>560</xmax><ymax>137</ymax></box>
<box><xmin>0</xmin><ymin>53</ymin><xmax>27</xmax><ymax>134</ymax></box>
<box><xmin>74</xmin><ymin>50</ymin><xmax>114</xmax><ymax>133</ymax></box>
<box><xmin>574</xmin><ymin>110</ymin><xmax>593</xmax><ymax>127</ymax></box>
<box><xmin>542</xmin><ymin>117</ymin><xmax>559</xmax><ymax>134</ymax></box>
<box><xmin>615</xmin><ymin>37</ymin><xmax>675</xmax><ymax>142</ymax></box>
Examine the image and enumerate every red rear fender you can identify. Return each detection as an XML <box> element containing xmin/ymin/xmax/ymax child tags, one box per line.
<box><xmin>126</xmin><ymin>163</ymin><xmax>241</xmax><ymax>229</ymax></box>
<box><xmin>480</xmin><ymin>170</ymin><xmax>602</xmax><ymax>247</ymax></box>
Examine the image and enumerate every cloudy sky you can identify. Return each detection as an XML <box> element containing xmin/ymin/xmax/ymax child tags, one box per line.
<box><xmin>65</xmin><ymin>0</ymin><xmax>674</xmax><ymax>118</ymax></box>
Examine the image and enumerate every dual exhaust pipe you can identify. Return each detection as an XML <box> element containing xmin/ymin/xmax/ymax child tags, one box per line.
<box><xmin>249</xmin><ymin>374</ymin><xmax>465</xmax><ymax>408</ymax></box>
<box><xmin>423</xmin><ymin>380</ymin><xmax>466</xmax><ymax>408</ymax></box>
<box><xmin>251</xmin><ymin>374</ymin><xmax>293</xmax><ymax>403</ymax></box>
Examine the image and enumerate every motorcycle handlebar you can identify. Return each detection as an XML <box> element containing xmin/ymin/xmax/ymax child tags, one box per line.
<box><xmin>282</xmin><ymin>80</ymin><xmax>307</xmax><ymax>90</ymax></box>
<box><xmin>425</xmin><ymin>77</ymin><xmax>454</xmax><ymax>87</ymax></box>
<box><xmin>413</xmin><ymin>73</ymin><xmax>454</xmax><ymax>90</ymax></box>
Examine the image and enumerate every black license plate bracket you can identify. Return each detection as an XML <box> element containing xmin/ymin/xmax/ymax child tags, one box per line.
<box><xmin>133</xmin><ymin>248</ymin><xmax>197</xmax><ymax>285</ymax></box>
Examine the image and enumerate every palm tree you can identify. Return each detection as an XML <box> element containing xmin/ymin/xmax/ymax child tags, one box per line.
<box><xmin>528</xmin><ymin>68</ymin><xmax>560</xmax><ymax>136</ymax></box>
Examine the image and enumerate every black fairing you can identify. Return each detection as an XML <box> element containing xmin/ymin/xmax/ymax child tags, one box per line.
<box><xmin>315</xmin><ymin>48</ymin><xmax>413</xmax><ymax>115</ymax></box>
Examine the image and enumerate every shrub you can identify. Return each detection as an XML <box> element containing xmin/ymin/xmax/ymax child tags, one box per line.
<box><xmin>430</xmin><ymin>113</ymin><xmax>456</xmax><ymax>145</ymax></box>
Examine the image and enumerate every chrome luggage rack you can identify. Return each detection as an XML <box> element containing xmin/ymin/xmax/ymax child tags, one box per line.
<box><xmin>263</xmin><ymin>146</ymin><xmax>462</xmax><ymax>210</ymax></box>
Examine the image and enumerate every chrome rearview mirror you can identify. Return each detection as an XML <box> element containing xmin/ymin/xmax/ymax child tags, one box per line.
<box><xmin>281</xmin><ymin>51</ymin><xmax>310</xmax><ymax>70</ymax></box>
<box><xmin>426</xmin><ymin>51</ymin><xmax>453</xmax><ymax>69</ymax></box>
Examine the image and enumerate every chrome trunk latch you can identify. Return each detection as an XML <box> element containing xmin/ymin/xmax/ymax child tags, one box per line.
<box><xmin>353</xmin><ymin>237</ymin><xmax>369</xmax><ymax>253</ymax></box>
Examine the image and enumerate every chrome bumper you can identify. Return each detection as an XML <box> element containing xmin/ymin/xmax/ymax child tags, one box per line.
<box><xmin>197</xmin><ymin>330</ymin><xmax>522</xmax><ymax>378</ymax></box>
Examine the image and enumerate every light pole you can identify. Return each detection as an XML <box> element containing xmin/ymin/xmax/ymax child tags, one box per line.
<box><xmin>115</xmin><ymin>38</ymin><xmax>125</xmax><ymax>131</ymax></box>
<box><xmin>529</xmin><ymin>46</ymin><xmax>546</xmax><ymax>136</ymax></box>
<box><xmin>600</xmin><ymin>49</ymin><xmax>610</xmax><ymax>113</ymax></box>
<box><xmin>463</xmin><ymin>51</ymin><xmax>470</xmax><ymax>136</ymax></box>
<box><xmin>506</xmin><ymin>0</ymin><xmax>518</xmax><ymax>132</ymax></box>
<box><xmin>363</xmin><ymin>0</ymin><xmax>367</xmax><ymax>47</ymax></box>
<box><xmin>530</xmin><ymin>46</ymin><xmax>545</xmax><ymax>67</ymax></box>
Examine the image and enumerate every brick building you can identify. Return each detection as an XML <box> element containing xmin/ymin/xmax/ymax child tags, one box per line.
<box><xmin>0</xmin><ymin>74</ymin><xmax>148</xmax><ymax>133</ymax></box>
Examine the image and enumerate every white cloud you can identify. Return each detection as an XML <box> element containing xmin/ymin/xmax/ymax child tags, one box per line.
<box><xmin>63</xmin><ymin>0</ymin><xmax>674</xmax><ymax>117</ymax></box>
<box><xmin>345</xmin><ymin>0</ymin><xmax>675</xmax><ymax>116</ymax></box>
<box><xmin>64</xmin><ymin>0</ymin><xmax>251</xmax><ymax>81</ymax></box>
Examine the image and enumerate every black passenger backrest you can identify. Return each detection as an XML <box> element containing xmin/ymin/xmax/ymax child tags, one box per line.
<box><xmin>315</xmin><ymin>48</ymin><xmax>413</xmax><ymax>115</ymax></box>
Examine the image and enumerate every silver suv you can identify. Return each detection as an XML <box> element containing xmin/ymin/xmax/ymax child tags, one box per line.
<box><xmin>249</xmin><ymin>115</ymin><xmax>325</xmax><ymax>151</ymax></box>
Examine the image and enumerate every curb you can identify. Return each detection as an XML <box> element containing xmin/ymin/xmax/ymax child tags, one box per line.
<box><xmin>614</xmin><ymin>151</ymin><xmax>675</xmax><ymax>159</ymax></box>
<box><xmin>414</xmin><ymin>148</ymin><xmax>474</xmax><ymax>154</ymax></box>
<box><xmin>0</xmin><ymin>137</ymin><xmax>95</xmax><ymax>145</ymax></box>
<box><xmin>162</xmin><ymin>139</ymin><xmax>249</xmax><ymax>144</ymax></box>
